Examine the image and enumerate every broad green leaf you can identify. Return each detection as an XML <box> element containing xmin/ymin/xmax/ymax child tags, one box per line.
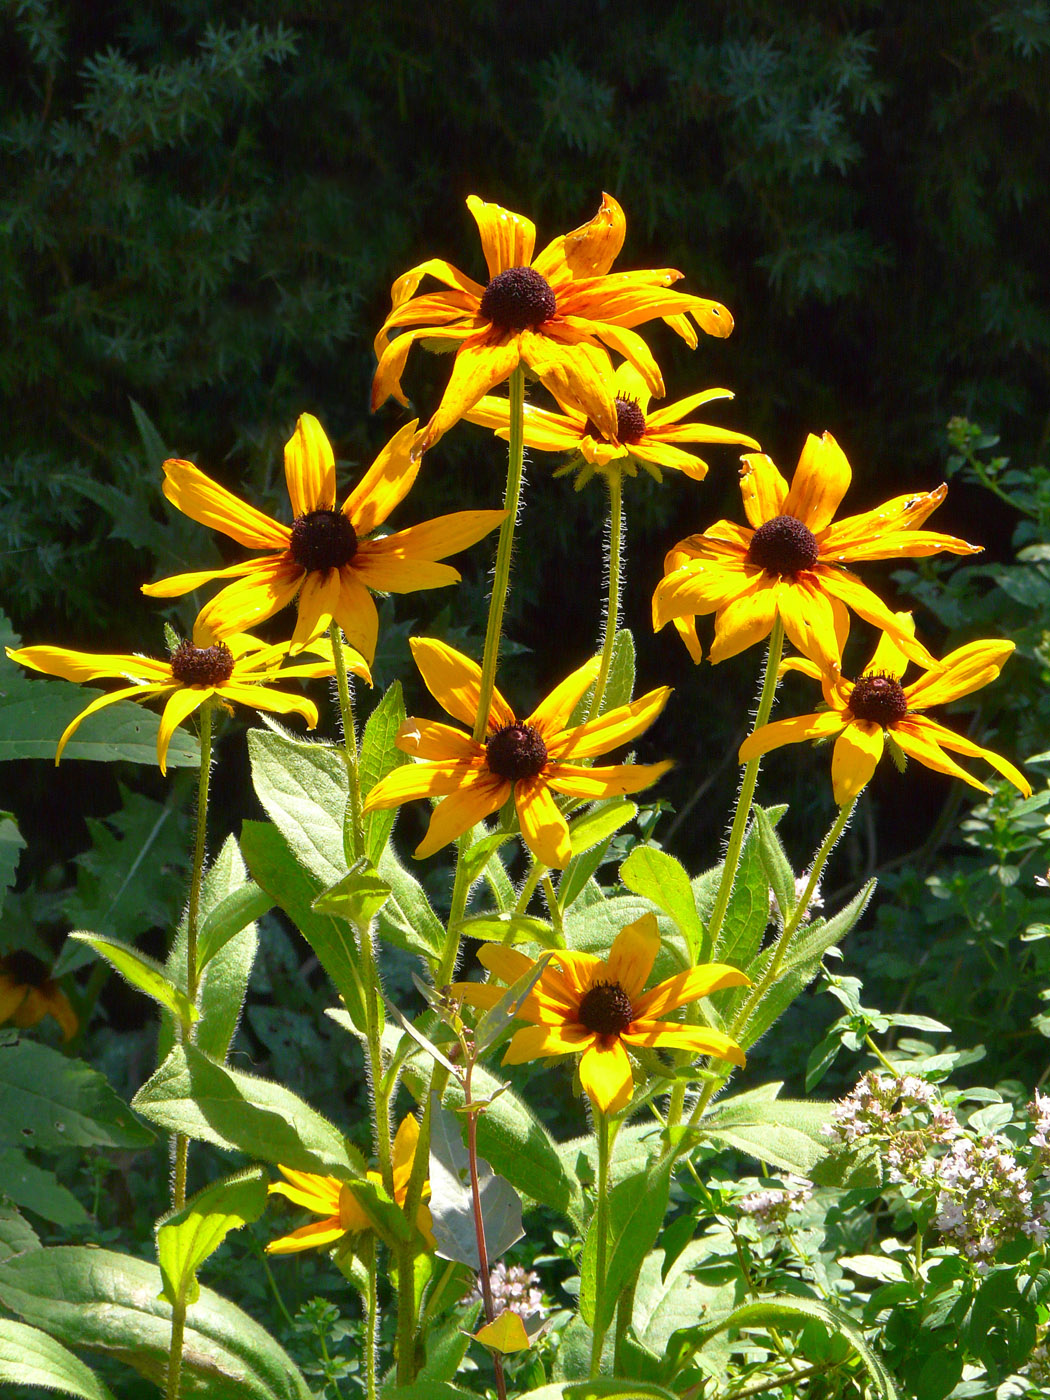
<box><xmin>0</xmin><ymin>682</ymin><xmax>200</xmax><ymax>767</ymax></box>
<box><xmin>632</xmin><ymin>1241</ymin><xmax>719</xmax><ymax>1354</ymax></box>
<box><xmin>240</xmin><ymin>820</ymin><xmax>367</xmax><ymax>1030</ymax></box>
<box><xmin>376</xmin><ymin>845</ymin><xmax>446</xmax><ymax>961</ymax></box>
<box><xmin>0</xmin><ymin>1150</ymin><xmax>87</xmax><ymax>1226</ymax></box>
<box><xmin>474</xmin><ymin>1310</ymin><xmax>530</xmax><ymax>1353</ymax></box>
<box><xmin>428</xmin><ymin>1099</ymin><xmax>523</xmax><ymax>1269</ymax></box>
<box><xmin>753</xmin><ymin>806</ymin><xmax>796</xmax><ymax>926</ymax></box>
<box><xmin>71</xmin><ymin>932</ymin><xmax>197</xmax><ymax>1025</ymax></box>
<box><xmin>158</xmin><ymin>1168</ymin><xmax>268</xmax><ymax>1307</ymax></box>
<box><xmin>360</xmin><ymin>680</ymin><xmax>411</xmax><ymax>862</ymax></box>
<box><xmin>198</xmin><ymin>882</ymin><xmax>273</xmax><ymax>971</ymax></box>
<box><xmin>0</xmin><ymin>813</ymin><xmax>25</xmax><ymax>917</ymax></box>
<box><xmin>247</xmin><ymin>728</ymin><xmax>347</xmax><ymax>886</ymax></box>
<box><xmin>693</xmin><ymin>1090</ymin><xmax>834</xmax><ymax>1174</ymax></box>
<box><xmin>0</xmin><ymin>1245</ymin><xmax>312</xmax><ymax>1400</ymax></box>
<box><xmin>313</xmin><ymin>862</ymin><xmax>391</xmax><ymax>926</ymax></box>
<box><xmin>133</xmin><ymin>1043</ymin><xmax>364</xmax><ymax>1179</ymax></box>
<box><xmin>558</xmin><ymin>834</ymin><xmax>618</xmax><ymax>913</ymax></box>
<box><xmin>568</xmin><ymin>799</ymin><xmax>637</xmax><ymax>855</ymax></box>
<box><xmin>713</xmin><ymin>826</ymin><xmax>769</xmax><ymax>971</ymax></box>
<box><xmin>454</xmin><ymin>912</ymin><xmax>561</xmax><ymax>949</ymax></box>
<box><xmin>580</xmin><ymin>1156</ymin><xmax>672</xmax><ymax>1337</ymax></box>
<box><xmin>620</xmin><ymin>846</ymin><xmax>704</xmax><ymax>964</ymax></box>
<box><xmin>443</xmin><ymin>1065</ymin><xmax>583</xmax><ymax>1223</ymax></box>
<box><xmin>0</xmin><ymin>1319</ymin><xmax>116</xmax><ymax>1400</ymax></box>
<box><xmin>565</xmin><ymin>895</ymin><xmax>688</xmax><ymax>981</ymax></box>
<box><xmin>0</xmin><ymin>1039</ymin><xmax>153</xmax><ymax>1149</ymax></box>
<box><xmin>0</xmin><ymin>1207</ymin><xmax>40</xmax><ymax>1263</ymax></box>
<box><xmin>520</xmin><ymin>1379</ymin><xmax>678</xmax><ymax>1399</ymax></box>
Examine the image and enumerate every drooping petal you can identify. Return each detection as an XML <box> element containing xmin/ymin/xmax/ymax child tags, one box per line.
<box><xmin>583</xmin><ymin>320</ymin><xmax>665</xmax><ymax>398</ymax></box>
<box><xmin>904</xmin><ymin>639</ymin><xmax>1015</xmax><ymax>709</ymax></box>
<box><xmin>514</xmin><ymin>776</ymin><xmax>571</xmax><ymax>868</ymax></box>
<box><xmin>465</xmin><ymin>395</ymin><xmax>582</xmax><ymax>451</ymax></box>
<box><xmin>632</xmin><ymin>439</ymin><xmax>710</xmax><ymax>479</ymax></box>
<box><xmin>780</xmin><ymin>432</ymin><xmax>853</xmax><ymax>532</ymax></box>
<box><xmin>362</xmin><ymin>759</ymin><xmax>479</xmax><ymax>809</ymax></box>
<box><xmin>603</xmin><ymin>913</ymin><xmax>660</xmax><ymax>1001</ymax></box>
<box><xmin>738</xmin><ymin>453</ymin><xmax>789</xmax><ymax>529</ymax></box>
<box><xmin>392</xmin><ymin>718</ymin><xmax>481</xmax><ymax>763</ymax></box>
<box><xmin>900</xmin><ymin>716</ymin><xmax>1031</xmax><ymax>795</ymax></box>
<box><xmin>333</xmin><ymin>572</ymin><xmax>380</xmax><ymax>664</ymax></box>
<box><xmin>414</xmin><ymin>773</ymin><xmax>510</xmax><ymax>858</ymax></box>
<box><xmin>632</xmin><ymin>961</ymin><xmax>750</xmax><ymax>1019</ymax></box>
<box><xmin>269</xmin><ymin>1170</ymin><xmax>343</xmax><ymax>1214</ymax></box>
<box><xmin>532</xmin><ymin>192</ymin><xmax>626</xmax><ymax>282</ymax></box>
<box><xmin>501</xmin><ymin>1021</ymin><xmax>594</xmax><ymax>1064</ymax></box>
<box><xmin>7</xmin><ymin>645</ymin><xmax>170</xmax><ymax>685</ymax></box>
<box><xmin>824</xmin><ymin>526</ymin><xmax>983</xmax><ymax>564</ymax></box>
<box><xmin>285</xmin><ymin>413</ymin><xmax>336</xmax><ymax>516</ymax></box>
<box><xmin>738</xmin><ymin>709</ymin><xmax>845</xmax><ymax>763</ymax></box>
<box><xmin>645</xmin><ymin>386</ymin><xmax>734</xmax><ymax>428</ymax></box>
<box><xmin>526</xmin><ymin>656</ymin><xmax>601</xmax><ymax>739</ymax></box>
<box><xmin>159</xmin><ymin>459</ymin><xmax>291</xmax><ymax>550</ymax></box>
<box><xmin>890</xmin><ymin>718</ymin><xmax>992</xmax><ymax>793</ymax></box>
<box><xmin>555</xmin><ymin>686</ymin><xmax>672</xmax><ymax>761</ymax></box>
<box><xmin>863</xmin><ymin>615</ymin><xmax>913</xmax><ymax>682</ymax></box>
<box><xmin>831</xmin><ymin>720</ymin><xmax>885</xmax><ymax>805</ymax></box>
<box><xmin>266</xmin><ymin>1217</ymin><xmax>346</xmax><ymax>1255</ymax></box>
<box><xmin>343</xmin><ymin>420</ymin><xmax>422</xmax><ymax>535</ymax></box>
<box><xmin>776</xmin><ymin>575</ymin><xmax>845</xmax><ymax>672</ymax></box>
<box><xmin>421</xmin><ymin>334</ymin><xmax>524</xmax><ymax>452</ymax></box>
<box><xmin>545</xmin><ymin>759</ymin><xmax>673</xmax><ymax>799</ymax></box>
<box><xmin>708</xmin><ymin>577</ymin><xmax>780</xmax><ymax>664</ymax></box>
<box><xmin>517</xmin><ymin>330</ymin><xmax>617</xmax><ymax>442</ymax></box>
<box><xmin>578</xmin><ymin>1037</ymin><xmax>634</xmax><ymax>1114</ymax></box>
<box><xmin>219</xmin><ymin>683</ymin><xmax>318</xmax><ymax>731</ymax></box>
<box><xmin>371</xmin><ymin>324</ymin><xmax>474</xmax><ymax>412</ymax></box>
<box><xmin>54</xmin><ymin>684</ymin><xmax>173</xmax><ymax>764</ymax></box>
<box><xmin>193</xmin><ymin>558</ymin><xmax>305</xmax><ymax>643</ymax></box>
<box><xmin>291</xmin><ymin>568</ymin><xmax>343</xmax><ymax>651</ymax></box>
<box><xmin>466</xmin><ymin>196</ymin><xmax>536</xmax><ymax>277</ymax></box>
<box><xmin>142</xmin><ymin>558</ymin><xmax>263</xmax><ymax>600</ymax></box>
<box><xmin>156</xmin><ymin>686</ymin><xmax>209</xmax><ymax>774</ymax></box>
<box><xmin>815</xmin><ymin>567</ymin><xmax>938</xmax><ymax>671</ymax></box>
<box><xmin>409</xmin><ymin>638</ymin><xmax>515</xmax><ymax>732</ymax></box>
<box><xmin>391</xmin><ymin>1114</ymin><xmax>420</xmax><ymax>1196</ymax></box>
<box><xmin>652</xmin><ymin>555</ymin><xmax>752</xmax><ymax>631</ymax></box>
<box><xmin>623</xmin><ymin>1021</ymin><xmax>746</xmax><ymax>1064</ymax></box>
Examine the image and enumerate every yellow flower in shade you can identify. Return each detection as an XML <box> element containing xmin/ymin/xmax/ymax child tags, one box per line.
<box><xmin>362</xmin><ymin>639</ymin><xmax>673</xmax><ymax>869</ymax></box>
<box><xmin>453</xmin><ymin>914</ymin><xmax>749</xmax><ymax>1115</ymax></box>
<box><xmin>6</xmin><ymin>631</ymin><xmax>361</xmax><ymax>774</ymax></box>
<box><xmin>0</xmin><ymin>952</ymin><xmax>78</xmax><ymax>1041</ymax></box>
<box><xmin>738</xmin><ymin>614</ymin><xmax>1031</xmax><ymax>806</ymax></box>
<box><xmin>371</xmin><ymin>192</ymin><xmax>733</xmax><ymax>454</ymax></box>
<box><xmin>652</xmin><ymin>432</ymin><xmax>982</xmax><ymax>672</ymax></box>
<box><xmin>465</xmin><ymin>361</ymin><xmax>760</xmax><ymax>485</ymax></box>
<box><xmin>267</xmin><ymin>1115</ymin><xmax>435</xmax><ymax>1255</ymax></box>
<box><xmin>142</xmin><ymin>415</ymin><xmax>506</xmax><ymax>660</ymax></box>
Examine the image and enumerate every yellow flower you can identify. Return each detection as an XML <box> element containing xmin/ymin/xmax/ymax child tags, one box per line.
<box><xmin>142</xmin><ymin>415</ymin><xmax>506</xmax><ymax>660</ymax></box>
<box><xmin>362</xmin><ymin>639</ymin><xmax>673</xmax><ymax>869</ymax></box>
<box><xmin>0</xmin><ymin>952</ymin><xmax>78</xmax><ymax>1041</ymax></box>
<box><xmin>371</xmin><ymin>193</ymin><xmax>733</xmax><ymax>454</ymax></box>
<box><xmin>6</xmin><ymin>631</ymin><xmax>360</xmax><ymax>774</ymax></box>
<box><xmin>267</xmin><ymin>1115</ymin><xmax>434</xmax><ymax>1255</ymax></box>
<box><xmin>652</xmin><ymin>432</ymin><xmax>982</xmax><ymax>671</ymax></box>
<box><xmin>738</xmin><ymin>614</ymin><xmax>1031</xmax><ymax>805</ymax></box>
<box><xmin>465</xmin><ymin>361</ymin><xmax>760</xmax><ymax>485</ymax></box>
<box><xmin>454</xmin><ymin>914</ymin><xmax>748</xmax><ymax>1114</ymax></box>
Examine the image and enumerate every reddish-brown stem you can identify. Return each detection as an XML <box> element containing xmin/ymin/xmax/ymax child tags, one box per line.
<box><xmin>465</xmin><ymin>1060</ymin><xmax>507</xmax><ymax>1400</ymax></box>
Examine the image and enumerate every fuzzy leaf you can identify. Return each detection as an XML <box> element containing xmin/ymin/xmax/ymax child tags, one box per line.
<box><xmin>313</xmin><ymin>863</ymin><xmax>391</xmax><ymax>926</ymax></box>
<box><xmin>0</xmin><ymin>1319</ymin><xmax>116</xmax><ymax>1400</ymax></box>
<box><xmin>0</xmin><ymin>1039</ymin><xmax>153</xmax><ymax>1150</ymax></box>
<box><xmin>71</xmin><ymin>932</ymin><xmax>197</xmax><ymax>1024</ymax></box>
<box><xmin>580</xmin><ymin>1156</ymin><xmax>673</xmax><ymax>1336</ymax></box>
<box><xmin>359</xmin><ymin>681</ymin><xmax>411</xmax><ymax>863</ymax></box>
<box><xmin>620</xmin><ymin>845</ymin><xmax>704</xmax><ymax>964</ymax></box>
<box><xmin>197</xmin><ymin>883</ymin><xmax>273</xmax><ymax>971</ymax></box>
<box><xmin>157</xmin><ymin>1169</ymin><xmax>268</xmax><ymax>1307</ymax></box>
<box><xmin>0</xmin><ymin>1150</ymin><xmax>87</xmax><ymax>1226</ymax></box>
<box><xmin>376</xmin><ymin>845</ymin><xmax>446</xmax><ymax>961</ymax></box>
<box><xmin>247</xmin><ymin>728</ymin><xmax>347</xmax><ymax>886</ymax></box>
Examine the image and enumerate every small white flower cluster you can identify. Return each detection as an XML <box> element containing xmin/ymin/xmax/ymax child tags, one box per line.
<box><xmin>735</xmin><ymin>1173</ymin><xmax>813</xmax><ymax>1226</ymax></box>
<box><xmin>1024</xmin><ymin>1326</ymin><xmax>1050</xmax><ymax>1386</ymax></box>
<box><xmin>469</xmin><ymin>1261</ymin><xmax>548</xmax><ymax>1320</ymax></box>
<box><xmin>826</xmin><ymin>1073</ymin><xmax>1050</xmax><ymax>1272</ymax></box>
<box><xmin>769</xmin><ymin>872</ymin><xmax>825</xmax><ymax>926</ymax></box>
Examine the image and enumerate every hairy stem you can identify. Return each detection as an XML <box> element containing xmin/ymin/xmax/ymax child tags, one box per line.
<box><xmin>588</xmin><ymin>466</ymin><xmax>624</xmax><ymax>720</ymax></box>
<box><xmin>589</xmin><ymin>1110</ymin><xmax>612</xmax><ymax>1376</ymax></box>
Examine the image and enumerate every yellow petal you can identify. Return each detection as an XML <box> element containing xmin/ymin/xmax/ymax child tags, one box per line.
<box><xmin>362</xmin><ymin>508</ymin><xmax>506</xmax><ymax>567</ymax></box>
<box><xmin>819</xmin><ymin>484</ymin><xmax>979</xmax><ymax>560</ymax></box>
<box><xmin>863</xmin><ymin>615</ymin><xmax>914</xmax><ymax>681</ymax></box>
<box><xmin>383</xmin><ymin>257</ymin><xmax>485</xmax><ymax>315</ymax></box>
<box><xmin>632</xmin><ymin>962</ymin><xmax>750</xmax><ymax>1020</ymax></box>
<box><xmin>738</xmin><ymin>710</ymin><xmax>845</xmax><ymax>763</ymax></box>
<box><xmin>476</xmin><ymin>943</ymin><xmax>537</xmax><ymax>984</ymax></box>
<box><xmin>815</xmin><ymin>568</ymin><xmax>938</xmax><ymax>671</ymax></box>
<box><xmin>193</xmin><ymin>559</ymin><xmax>305</xmax><ymax>642</ymax></box>
<box><xmin>645</xmin><ymin>386</ymin><xmax>734</xmax><ymax>428</ymax></box>
<box><xmin>392</xmin><ymin>1114</ymin><xmax>420</xmax><ymax>1197</ymax></box>
<box><xmin>269</xmin><ymin>1170</ymin><xmax>343</xmax><ymax>1214</ymax></box>
<box><xmin>739</xmin><ymin>452</ymin><xmax>790</xmax><ymax>531</ymax></box>
<box><xmin>622</xmin><ymin>1021</ymin><xmax>745</xmax><ymax>1065</ymax></box>
<box><xmin>904</xmin><ymin>639</ymin><xmax>1015</xmax><ymax>709</ymax></box>
<box><xmin>776</xmin><ymin>575</ymin><xmax>845</xmax><ymax>672</ymax></box>
<box><xmin>333</xmin><ymin>571</ymin><xmax>380</xmax><ymax>664</ymax></box>
<box><xmin>831</xmin><ymin>720</ymin><xmax>884</xmax><ymax>805</ymax></box>
<box><xmin>421</xmin><ymin>335</ymin><xmax>523</xmax><ymax>452</ymax></box>
<box><xmin>555</xmin><ymin>686</ymin><xmax>671</xmax><ymax>761</ymax></box>
<box><xmin>371</xmin><ymin>324</ymin><xmax>473</xmax><ymax>412</ymax></box>
<box><xmin>343</xmin><ymin>420</ymin><xmax>422</xmax><ymax>535</ymax></box>
<box><xmin>290</xmin><ymin>568</ymin><xmax>343</xmax><ymax>651</ymax></box>
<box><xmin>891</xmin><ymin>718</ymin><xmax>992</xmax><ymax>794</ymax></box>
<box><xmin>611</xmin><ymin>359</ymin><xmax>654</xmax><ymax>414</ymax></box>
<box><xmin>55</xmin><ymin>685</ymin><xmax>171</xmax><ymax>764</ymax></box>
<box><xmin>578</xmin><ymin>1037</ymin><xmax>634</xmax><ymax>1114</ymax></box>
<box><xmin>157</xmin><ymin>687</ymin><xmax>208</xmax><ymax>775</ymax></box>
<box><xmin>781</xmin><ymin>432</ymin><xmax>852</xmax><ymax>533</ymax></box>
<box><xmin>632</xmin><ymin>439</ymin><xmax>709</xmax><ymax>479</ymax></box>
<box><xmin>545</xmin><ymin>760</ymin><xmax>673</xmax><ymax>799</ymax></box>
<box><xmin>532</xmin><ymin>192</ymin><xmax>626</xmax><ymax>281</ymax></box>
<box><xmin>409</xmin><ymin>638</ymin><xmax>515</xmax><ymax>732</ymax></box>
<box><xmin>7</xmin><ymin>645</ymin><xmax>169</xmax><ymax>685</ymax></box>
<box><xmin>585</xmin><ymin>320</ymin><xmax>665</xmax><ymax>398</ymax></box>
<box><xmin>603</xmin><ymin>913</ymin><xmax>660</xmax><ymax>1002</ymax></box>
<box><xmin>142</xmin><ymin>558</ymin><xmax>263</xmax><ymax>600</ymax></box>
<box><xmin>526</xmin><ymin>655</ymin><xmax>600</xmax><ymax>737</ymax></box>
<box><xmin>352</xmin><ymin>554</ymin><xmax>462</xmax><ymax>595</ymax></box>
<box><xmin>652</xmin><ymin>555</ymin><xmax>751</xmax><ymax>631</ymax></box>
<box><xmin>708</xmin><ymin>578</ymin><xmax>780</xmax><ymax>664</ymax></box>
<box><xmin>466</xmin><ymin>196</ymin><xmax>536</xmax><ymax>278</ymax></box>
<box><xmin>285</xmin><ymin>414</ymin><xmax>336</xmax><ymax>517</ymax></box>
<box><xmin>501</xmin><ymin>1021</ymin><xmax>593</xmax><ymax>1064</ymax></box>
<box><xmin>517</xmin><ymin>330</ymin><xmax>617</xmax><ymax>442</ymax></box>
<box><xmin>363</xmin><ymin>760</ymin><xmax>479</xmax><ymax>810</ymax></box>
<box><xmin>219</xmin><ymin>683</ymin><xmax>318</xmax><ymax>731</ymax></box>
<box><xmin>901</xmin><ymin>716</ymin><xmax>1031</xmax><ymax>796</ymax></box>
<box><xmin>160</xmin><ymin>458</ymin><xmax>290</xmax><ymax>550</ymax></box>
<box><xmin>393</xmin><ymin>718</ymin><xmax>480</xmax><ymax>763</ymax></box>
<box><xmin>414</xmin><ymin>774</ymin><xmax>509</xmax><ymax>858</ymax></box>
<box><xmin>266</xmin><ymin>1218</ymin><xmax>345</xmax><ymax>1255</ymax></box>
<box><xmin>514</xmin><ymin>776</ymin><xmax>571</xmax><ymax>868</ymax></box>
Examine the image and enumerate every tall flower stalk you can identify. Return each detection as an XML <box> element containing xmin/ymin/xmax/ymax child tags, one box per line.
<box><xmin>588</xmin><ymin>466</ymin><xmax>624</xmax><ymax>721</ymax></box>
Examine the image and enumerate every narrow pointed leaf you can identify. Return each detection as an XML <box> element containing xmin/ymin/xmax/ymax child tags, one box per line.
<box><xmin>70</xmin><ymin>932</ymin><xmax>197</xmax><ymax>1024</ymax></box>
<box><xmin>157</xmin><ymin>1168</ymin><xmax>268</xmax><ymax>1307</ymax></box>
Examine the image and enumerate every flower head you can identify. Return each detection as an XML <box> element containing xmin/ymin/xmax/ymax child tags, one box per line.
<box><xmin>6</xmin><ymin>630</ymin><xmax>361</xmax><ymax>774</ymax></box>
<box><xmin>0</xmin><ymin>952</ymin><xmax>78</xmax><ymax>1041</ymax></box>
<box><xmin>142</xmin><ymin>415</ymin><xmax>505</xmax><ymax>659</ymax></box>
<box><xmin>267</xmin><ymin>1115</ymin><xmax>434</xmax><ymax>1255</ymax></box>
<box><xmin>372</xmin><ymin>193</ymin><xmax>733</xmax><ymax>453</ymax></box>
<box><xmin>653</xmin><ymin>433</ymin><xmax>982</xmax><ymax>671</ymax></box>
<box><xmin>465</xmin><ymin>362</ymin><xmax>759</xmax><ymax>487</ymax></box>
<box><xmin>362</xmin><ymin>639</ymin><xmax>672</xmax><ymax>868</ymax></box>
<box><xmin>454</xmin><ymin>914</ymin><xmax>748</xmax><ymax>1114</ymax></box>
<box><xmin>738</xmin><ymin>614</ymin><xmax>1030</xmax><ymax>805</ymax></box>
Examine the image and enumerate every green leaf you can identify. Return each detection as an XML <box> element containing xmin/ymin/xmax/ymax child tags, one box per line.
<box><xmin>753</xmin><ymin>806</ymin><xmax>796</xmax><ymax>926</ymax></box>
<box><xmin>631</xmin><ymin>1241</ymin><xmax>717</xmax><ymax>1355</ymax></box>
<box><xmin>198</xmin><ymin>882</ymin><xmax>273</xmax><ymax>971</ymax></box>
<box><xmin>313</xmin><ymin>862</ymin><xmax>391</xmax><ymax>926</ymax></box>
<box><xmin>568</xmin><ymin>799</ymin><xmax>638</xmax><ymax>856</ymax></box>
<box><xmin>602</xmin><ymin>628</ymin><xmax>636</xmax><ymax>713</ymax></box>
<box><xmin>0</xmin><ymin>1150</ymin><xmax>87</xmax><ymax>1226</ymax></box>
<box><xmin>0</xmin><ymin>1245</ymin><xmax>312</xmax><ymax>1400</ymax></box>
<box><xmin>359</xmin><ymin>680</ymin><xmax>411</xmax><ymax>863</ymax></box>
<box><xmin>454</xmin><ymin>912</ymin><xmax>561</xmax><ymax>949</ymax></box>
<box><xmin>247</xmin><ymin>728</ymin><xmax>347</xmax><ymax>886</ymax></box>
<box><xmin>518</xmin><ymin>1376</ymin><xmax>679</xmax><ymax>1398</ymax></box>
<box><xmin>382</xmin><ymin>1386</ymin><xmax>476</xmax><ymax>1400</ymax></box>
<box><xmin>132</xmin><ymin>1043</ymin><xmax>365</xmax><ymax>1178</ymax></box>
<box><xmin>620</xmin><ymin>846</ymin><xmax>704</xmax><ymax>964</ymax></box>
<box><xmin>376</xmin><ymin>845</ymin><xmax>446</xmax><ymax>962</ymax></box>
<box><xmin>184</xmin><ymin>836</ymin><xmax>260</xmax><ymax>1064</ymax></box>
<box><xmin>565</xmin><ymin>895</ymin><xmax>688</xmax><ymax>982</ymax></box>
<box><xmin>0</xmin><ymin>678</ymin><xmax>200</xmax><ymax>767</ymax></box>
<box><xmin>70</xmin><ymin>932</ymin><xmax>198</xmax><ymax>1024</ymax></box>
<box><xmin>0</xmin><ymin>1039</ymin><xmax>153</xmax><ymax>1149</ymax></box>
<box><xmin>0</xmin><ymin>1319</ymin><xmax>116</xmax><ymax>1400</ymax></box>
<box><xmin>693</xmin><ymin>1089</ymin><xmax>834</xmax><ymax>1174</ymax></box>
<box><xmin>157</xmin><ymin>1168</ymin><xmax>268</xmax><ymax>1307</ymax></box>
<box><xmin>0</xmin><ymin>1207</ymin><xmax>40</xmax><ymax>1263</ymax></box>
<box><xmin>713</xmin><ymin>826</ymin><xmax>769</xmax><ymax>971</ymax></box>
<box><xmin>580</xmin><ymin>1156</ymin><xmax>673</xmax><ymax>1337</ymax></box>
<box><xmin>428</xmin><ymin>1099</ymin><xmax>523</xmax><ymax>1269</ymax></box>
<box><xmin>0</xmin><ymin>813</ymin><xmax>25</xmax><ymax>918</ymax></box>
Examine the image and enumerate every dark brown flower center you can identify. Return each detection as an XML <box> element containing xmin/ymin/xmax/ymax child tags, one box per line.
<box><xmin>578</xmin><ymin>980</ymin><xmax>635</xmax><ymax>1036</ymax></box>
<box><xmin>485</xmin><ymin>722</ymin><xmax>548</xmax><ymax>781</ymax></box>
<box><xmin>848</xmin><ymin>673</ymin><xmax>909</xmax><ymax>726</ymax></box>
<box><xmin>746</xmin><ymin>515</ymin><xmax>820</xmax><ymax>575</ymax></box>
<box><xmin>1</xmin><ymin>950</ymin><xmax>49</xmax><ymax>987</ymax></box>
<box><xmin>479</xmin><ymin>266</ymin><xmax>557</xmax><ymax>332</ymax></box>
<box><xmin>290</xmin><ymin>509</ymin><xmax>358</xmax><ymax>572</ymax></box>
<box><xmin>170</xmin><ymin>640</ymin><xmax>235</xmax><ymax>686</ymax></box>
<box><xmin>582</xmin><ymin>396</ymin><xmax>648</xmax><ymax>446</ymax></box>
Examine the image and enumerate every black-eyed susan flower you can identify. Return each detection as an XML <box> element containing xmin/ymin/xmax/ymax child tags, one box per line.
<box><xmin>362</xmin><ymin>639</ymin><xmax>672</xmax><ymax>869</ymax></box>
<box><xmin>453</xmin><ymin>914</ymin><xmax>748</xmax><ymax>1114</ymax></box>
<box><xmin>653</xmin><ymin>432</ymin><xmax>982</xmax><ymax>672</ymax></box>
<box><xmin>371</xmin><ymin>193</ymin><xmax>733</xmax><ymax>454</ymax></box>
<box><xmin>0</xmin><ymin>952</ymin><xmax>78</xmax><ymax>1041</ymax></box>
<box><xmin>142</xmin><ymin>415</ymin><xmax>505</xmax><ymax>660</ymax></box>
<box><xmin>465</xmin><ymin>362</ymin><xmax>760</xmax><ymax>486</ymax></box>
<box><xmin>738</xmin><ymin>614</ymin><xmax>1031</xmax><ymax>805</ymax></box>
<box><xmin>6</xmin><ymin>631</ymin><xmax>361</xmax><ymax>774</ymax></box>
<box><xmin>267</xmin><ymin>1115</ymin><xmax>434</xmax><ymax>1255</ymax></box>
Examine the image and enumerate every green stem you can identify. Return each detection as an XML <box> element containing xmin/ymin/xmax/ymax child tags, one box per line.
<box><xmin>588</xmin><ymin>467</ymin><xmax>624</xmax><ymax>720</ymax></box>
<box><xmin>703</xmin><ymin>617</ymin><xmax>785</xmax><ymax>956</ymax></box>
<box><xmin>396</xmin><ymin>1063</ymin><xmax>450</xmax><ymax>1386</ymax></box>
<box><xmin>362</xmin><ymin>1234</ymin><xmax>378</xmax><ymax>1400</ymax></box>
<box><xmin>541</xmin><ymin>873</ymin><xmax>565</xmax><ymax>943</ymax></box>
<box><xmin>589</xmin><ymin>1110</ymin><xmax>613</xmax><ymax>1377</ymax></box>
<box><xmin>164</xmin><ymin>1301</ymin><xmax>186</xmax><ymax>1400</ymax></box>
<box><xmin>329</xmin><ymin>621</ymin><xmax>365</xmax><ymax>863</ymax></box>
<box><xmin>515</xmin><ymin>859</ymin><xmax>546</xmax><ymax>916</ymax></box>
